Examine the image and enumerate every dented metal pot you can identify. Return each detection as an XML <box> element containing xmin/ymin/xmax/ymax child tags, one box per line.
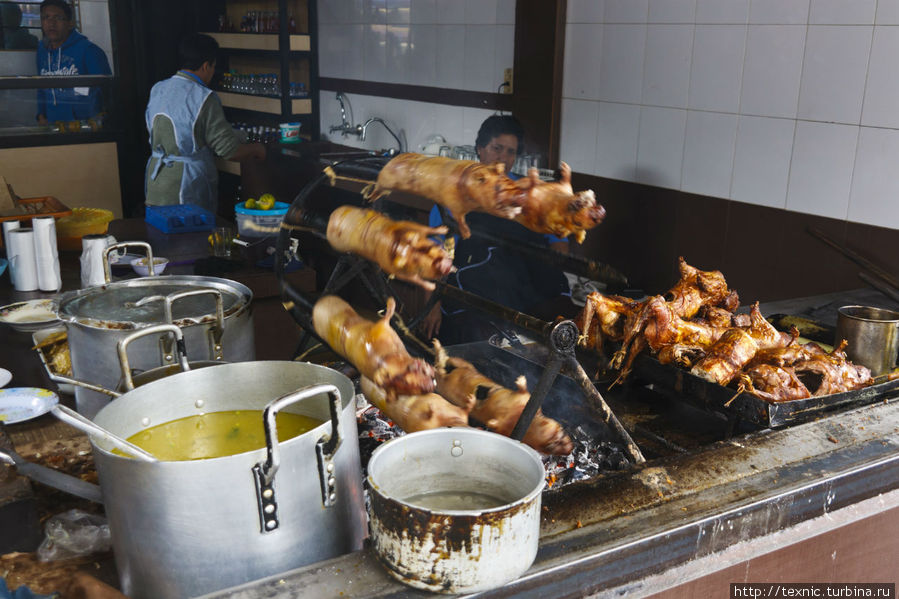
<box><xmin>367</xmin><ymin>428</ymin><xmax>545</xmax><ymax>594</ymax></box>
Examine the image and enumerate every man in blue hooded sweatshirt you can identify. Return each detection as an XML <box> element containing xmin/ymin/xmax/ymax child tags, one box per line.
<box><xmin>36</xmin><ymin>0</ymin><xmax>111</xmax><ymax>124</ymax></box>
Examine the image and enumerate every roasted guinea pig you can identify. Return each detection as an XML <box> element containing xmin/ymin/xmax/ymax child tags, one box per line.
<box><xmin>433</xmin><ymin>341</ymin><xmax>573</xmax><ymax>455</ymax></box>
<box><xmin>312</xmin><ymin>295</ymin><xmax>435</xmax><ymax>397</ymax></box>
<box><xmin>512</xmin><ymin>162</ymin><xmax>605</xmax><ymax>243</ymax></box>
<box><xmin>364</xmin><ymin>153</ymin><xmax>525</xmax><ymax>239</ymax></box>
<box><xmin>326</xmin><ymin>205</ymin><xmax>454</xmax><ymax>291</ymax></box>
<box><xmin>360</xmin><ymin>376</ymin><xmax>469</xmax><ymax>432</ymax></box>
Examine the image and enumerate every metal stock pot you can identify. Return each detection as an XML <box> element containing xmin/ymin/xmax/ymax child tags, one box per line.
<box><xmin>75</xmin><ymin>361</ymin><xmax>366</xmax><ymax>599</ymax></box>
<box><xmin>56</xmin><ymin>274</ymin><xmax>254</xmax><ymax>418</ymax></box>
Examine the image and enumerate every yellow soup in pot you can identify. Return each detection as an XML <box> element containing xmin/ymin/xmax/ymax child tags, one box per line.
<box><xmin>121</xmin><ymin>410</ymin><xmax>324</xmax><ymax>461</ymax></box>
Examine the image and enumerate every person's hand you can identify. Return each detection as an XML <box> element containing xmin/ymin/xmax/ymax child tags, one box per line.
<box><xmin>37</xmin><ymin>114</ymin><xmax>48</xmax><ymax>125</ymax></box>
<box><xmin>419</xmin><ymin>301</ymin><xmax>442</xmax><ymax>339</ymax></box>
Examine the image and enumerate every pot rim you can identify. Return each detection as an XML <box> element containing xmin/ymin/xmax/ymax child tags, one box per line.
<box><xmin>56</xmin><ymin>275</ymin><xmax>252</xmax><ymax>330</ymax></box>
<box><xmin>367</xmin><ymin>428</ymin><xmax>546</xmax><ymax>516</ymax></box>
<box><xmin>838</xmin><ymin>304</ymin><xmax>899</xmax><ymax>324</ymax></box>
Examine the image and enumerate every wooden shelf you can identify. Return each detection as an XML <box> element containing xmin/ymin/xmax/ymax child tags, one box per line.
<box><xmin>218</xmin><ymin>91</ymin><xmax>312</xmax><ymax>115</ymax></box>
<box><xmin>205</xmin><ymin>33</ymin><xmax>310</xmax><ymax>52</ymax></box>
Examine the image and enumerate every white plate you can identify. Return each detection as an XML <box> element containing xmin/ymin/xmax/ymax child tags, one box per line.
<box><xmin>0</xmin><ymin>387</ymin><xmax>59</xmax><ymax>424</ymax></box>
<box><xmin>0</xmin><ymin>299</ymin><xmax>60</xmax><ymax>333</ymax></box>
<box><xmin>0</xmin><ymin>368</ymin><xmax>11</xmax><ymax>388</ymax></box>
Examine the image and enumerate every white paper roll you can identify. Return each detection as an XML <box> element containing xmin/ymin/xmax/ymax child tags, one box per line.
<box><xmin>80</xmin><ymin>233</ymin><xmax>114</xmax><ymax>287</ymax></box>
<box><xmin>2</xmin><ymin>220</ymin><xmax>20</xmax><ymax>249</ymax></box>
<box><xmin>7</xmin><ymin>228</ymin><xmax>39</xmax><ymax>291</ymax></box>
<box><xmin>32</xmin><ymin>216</ymin><xmax>61</xmax><ymax>292</ymax></box>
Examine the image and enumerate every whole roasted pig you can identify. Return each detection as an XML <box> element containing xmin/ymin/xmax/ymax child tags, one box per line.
<box><xmin>360</xmin><ymin>376</ymin><xmax>469</xmax><ymax>432</ymax></box>
<box><xmin>512</xmin><ymin>162</ymin><xmax>605</xmax><ymax>243</ymax></box>
<box><xmin>326</xmin><ymin>205</ymin><xmax>454</xmax><ymax>290</ymax></box>
<box><xmin>364</xmin><ymin>153</ymin><xmax>525</xmax><ymax>239</ymax></box>
<box><xmin>312</xmin><ymin>295</ymin><xmax>435</xmax><ymax>397</ymax></box>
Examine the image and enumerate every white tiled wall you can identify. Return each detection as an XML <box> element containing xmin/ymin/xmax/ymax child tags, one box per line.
<box><xmin>318</xmin><ymin>0</ymin><xmax>514</xmax><ymax>91</ymax></box>
<box><xmin>317</xmin><ymin>0</ymin><xmax>515</xmax><ymax>154</ymax></box>
<box><xmin>560</xmin><ymin>0</ymin><xmax>899</xmax><ymax>230</ymax></box>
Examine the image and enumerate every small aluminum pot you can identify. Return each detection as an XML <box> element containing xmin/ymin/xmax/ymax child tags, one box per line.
<box><xmin>367</xmin><ymin>428</ymin><xmax>545</xmax><ymax>594</ymax></box>
<box><xmin>836</xmin><ymin>305</ymin><xmax>899</xmax><ymax>377</ymax></box>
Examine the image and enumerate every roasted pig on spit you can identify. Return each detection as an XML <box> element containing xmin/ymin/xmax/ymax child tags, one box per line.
<box><xmin>364</xmin><ymin>153</ymin><xmax>524</xmax><ymax>239</ymax></box>
<box><xmin>512</xmin><ymin>162</ymin><xmax>605</xmax><ymax>243</ymax></box>
<box><xmin>326</xmin><ymin>205</ymin><xmax>454</xmax><ymax>291</ymax></box>
<box><xmin>312</xmin><ymin>295</ymin><xmax>435</xmax><ymax>397</ymax></box>
<box><xmin>434</xmin><ymin>341</ymin><xmax>573</xmax><ymax>455</ymax></box>
<box><xmin>360</xmin><ymin>376</ymin><xmax>468</xmax><ymax>432</ymax></box>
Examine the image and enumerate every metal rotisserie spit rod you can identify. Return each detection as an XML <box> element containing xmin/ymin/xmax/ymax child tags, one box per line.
<box><xmin>462</xmin><ymin>224</ymin><xmax>629</xmax><ymax>290</ymax></box>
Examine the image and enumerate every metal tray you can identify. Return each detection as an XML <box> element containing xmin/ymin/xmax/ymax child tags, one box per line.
<box><xmin>630</xmin><ymin>353</ymin><xmax>899</xmax><ymax>428</ymax></box>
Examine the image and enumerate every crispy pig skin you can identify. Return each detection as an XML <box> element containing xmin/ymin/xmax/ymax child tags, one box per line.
<box><xmin>326</xmin><ymin>205</ymin><xmax>453</xmax><ymax>291</ymax></box>
<box><xmin>365</xmin><ymin>153</ymin><xmax>524</xmax><ymax>239</ymax></box>
<box><xmin>360</xmin><ymin>376</ymin><xmax>469</xmax><ymax>432</ymax></box>
<box><xmin>312</xmin><ymin>295</ymin><xmax>435</xmax><ymax>397</ymax></box>
<box><xmin>512</xmin><ymin>162</ymin><xmax>605</xmax><ymax>243</ymax></box>
<box><xmin>433</xmin><ymin>341</ymin><xmax>573</xmax><ymax>455</ymax></box>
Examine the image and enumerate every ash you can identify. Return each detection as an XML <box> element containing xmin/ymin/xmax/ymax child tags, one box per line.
<box><xmin>356</xmin><ymin>400</ymin><xmax>630</xmax><ymax>491</ymax></box>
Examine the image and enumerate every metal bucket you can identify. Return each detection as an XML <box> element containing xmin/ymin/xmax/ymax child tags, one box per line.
<box><xmin>835</xmin><ymin>305</ymin><xmax>899</xmax><ymax>376</ymax></box>
<box><xmin>84</xmin><ymin>361</ymin><xmax>366</xmax><ymax>599</ymax></box>
<box><xmin>367</xmin><ymin>428</ymin><xmax>545</xmax><ymax>594</ymax></box>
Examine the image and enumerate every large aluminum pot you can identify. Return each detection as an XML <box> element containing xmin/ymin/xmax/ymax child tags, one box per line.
<box><xmin>85</xmin><ymin>361</ymin><xmax>366</xmax><ymax>599</ymax></box>
<box><xmin>56</xmin><ymin>274</ymin><xmax>254</xmax><ymax>418</ymax></box>
<box><xmin>367</xmin><ymin>428</ymin><xmax>545</xmax><ymax>594</ymax></box>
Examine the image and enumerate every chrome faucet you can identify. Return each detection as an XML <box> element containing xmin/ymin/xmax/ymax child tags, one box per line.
<box><xmin>329</xmin><ymin>92</ymin><xmax>357</xmax><ymax>136</ymax></box>
<box><xmin>327</xmin><ymin>93</ymin><xmax>405</xmax><ymax>154</ymax></box>
<box><xmin>359</xmin><ymin>117</ymin><xmax>404</xmax><ymax>153</ymax></box>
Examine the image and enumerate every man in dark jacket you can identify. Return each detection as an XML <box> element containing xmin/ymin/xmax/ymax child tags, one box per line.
<box><xmin>36</xmin><ymin>0</ymin><xmax>111</xmax><ymax>124</ymax></box>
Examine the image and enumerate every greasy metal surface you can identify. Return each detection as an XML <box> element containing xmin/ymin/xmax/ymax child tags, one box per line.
<box><xmin>200</xmin><ymin>396</ymin><xmax>899</xmax><ymax>599</ymax></box>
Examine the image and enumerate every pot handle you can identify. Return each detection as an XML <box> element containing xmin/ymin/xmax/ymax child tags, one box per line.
<box><xmin>117</xmin><ymin>324</ymin><xmax>191</xmax><ymax>391</ymax></box>
<box><xmin>253</xmin><ymin>383</ymin><xmax>343</xmax><ymax>534</ymax></box>
<box><xmin>34</xmin><ymin>345</ymin><xmax>121</xmax><ymax>397</ymax></box>
<box><xmin>103</xmin><ymin>241</ymin><xmax>154</xmax><ymax>283</ymax></box>
<box><xmin>133</xmin><ymin>289</ymin><xmax>226</xmax><ymax>361</ymax></box>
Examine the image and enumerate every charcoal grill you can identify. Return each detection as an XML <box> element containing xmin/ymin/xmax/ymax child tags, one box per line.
<box><xmin>209</xmin><ymin>162</ymin><xmax>899</xmax><ymax>599</ymax></box>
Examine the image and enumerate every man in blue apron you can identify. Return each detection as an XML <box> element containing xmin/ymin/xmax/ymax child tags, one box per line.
<box><xmin>145</xmin><ymin>33</ymin><xmax>265</xmax><ymax>212</ymax></box>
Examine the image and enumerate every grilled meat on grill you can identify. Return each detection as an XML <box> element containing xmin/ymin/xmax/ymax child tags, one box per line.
<box><xmin>434</xmin><ymin>341</ymin><xmax>573</xmax><ymax>455</ymax></box>
<box><xmin>360</xmin><ymin>376</ymin><xmax>469</xmax><ymax>432</ymax></box>
<box><xmin>512</xmin><ymin>162</ymin><xmax>605</xmax><ymax>243</ymax></box>
<box><xmin>690</xmin><ymin>303</ymin><xmax>796</xmax><ymax>385</ymax></box>
<box><xmin>574</xmin><ymin>257</ymin><xmax>873</xmax><ymax>402</ymax></box>
<box><xmin>326</xmin><ymin>205</ymin><xmax>454</xmax><ymax>291</ymax></box>
<box><xmin>312</xmin><ymin>295</ymin><xmax>435</xmax><ymax>397</ymax></box>
<box><xmin>364</xmin><ymin>153</ymin><xmax>525</xmax><ymax>239</ymax></box>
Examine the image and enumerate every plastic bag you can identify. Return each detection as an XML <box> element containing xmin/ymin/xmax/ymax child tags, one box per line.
<box><xmin>36</xmin><ymin>509</ymin><xmax>111</xmax><ymax>562</ymax></box>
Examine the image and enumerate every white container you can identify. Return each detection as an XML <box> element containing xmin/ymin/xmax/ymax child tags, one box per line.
<box><xmin>7</xmin><ymin>228</ymin><xmax>38</xmax><ymax>291</ymax></box>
